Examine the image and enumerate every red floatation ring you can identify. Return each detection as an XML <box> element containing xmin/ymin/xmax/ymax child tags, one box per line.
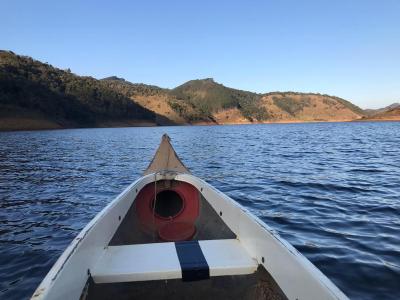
<box><xmin>158</xmin><ymin>222</ymin><xmax>196</xmax><ymax>242</ymax></box>
<box><xmin>135</xmin><ymin>180</ymin><xmax>200</xmax><ymax>241</ymax></box>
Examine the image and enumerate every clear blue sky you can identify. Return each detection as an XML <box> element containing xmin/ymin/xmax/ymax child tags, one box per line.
<box><xmin>2</xmin><ymin>0</ymin><xmax>399</xmax><ymax>109</ymax></box>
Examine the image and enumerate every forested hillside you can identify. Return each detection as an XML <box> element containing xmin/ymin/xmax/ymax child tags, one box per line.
<box><xmin>0</xmin><ymin>50</ymin><xmax>367</xmax><ymax>131</ymax></box>
<box><xmin>0</xmin><ymin>51</ymin><xmax>165</xmax><ymax>130</ymax></box>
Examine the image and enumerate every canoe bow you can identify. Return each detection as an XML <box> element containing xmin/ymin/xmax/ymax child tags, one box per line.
<box><xmin>144</xmin><ymin>134</ymin><xmax>190</xmax><ymax>175</ymax></box>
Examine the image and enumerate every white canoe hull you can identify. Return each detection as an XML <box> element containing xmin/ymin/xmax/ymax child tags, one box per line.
<box><xmin>32</xmin><ymin>172</ymin><xmax>347</xmax><ymax>300</ymax></box>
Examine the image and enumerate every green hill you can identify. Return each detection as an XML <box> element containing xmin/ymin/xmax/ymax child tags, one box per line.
<box><xmin>264</xmin><ymin>91</ymin><xmax>365</xmax><ymax>117</ymax></box>
<box><xmin>170</xmin><ymin>78</ymin><xmax>269</xmax><ymax>121</ymax></box>
<box><xmin>0</xmin><ymin>51</ymin><xmax>167</xmax><ymax>129</ymax></box>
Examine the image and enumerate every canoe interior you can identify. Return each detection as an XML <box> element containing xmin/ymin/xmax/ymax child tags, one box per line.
<box><xmin>81</xmin><ymin>178</ymin><xmax>288</xmax><ymax>300</ymax></box>
<box><xmin>85</xmin><ymin>266</ymin><xmax>287</xmax><ymax>300</ymax></box>
<box><xmin>110</xmin><ymin>180</ymin><xmax>236</xmax><ymax>245</ymax></box>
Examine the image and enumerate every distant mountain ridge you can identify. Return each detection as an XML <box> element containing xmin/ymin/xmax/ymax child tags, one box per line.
<box><xmin>101</xmin><ymin>76</ymin><xmax>365</xmax><ymax>124</ymax></box>
<box><xmin>364</xmin><ymin>103</ymin><xmax>400</xmax><ymax>116</ymax></box>
<box><xmin>0</xmin><ymin>50</ymin><xmax>387</xmax><ymax>131</ymax></box>
<box><xmin>360</xmin><ymin>105</ymin><xmax>400</xmax><ymax>121</ymax></box>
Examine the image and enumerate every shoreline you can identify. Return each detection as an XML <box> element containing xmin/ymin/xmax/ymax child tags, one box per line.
<box><xmin>1</xmin><ymin>118</ymin><xmax>399</xmax><ymax>133</ymax></box>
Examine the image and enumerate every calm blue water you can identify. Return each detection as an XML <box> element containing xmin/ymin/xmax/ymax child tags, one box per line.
<box><xmin>0</xmin><ymin>122</ymin><xmax>399</xmax><ymax>299</ymax></box>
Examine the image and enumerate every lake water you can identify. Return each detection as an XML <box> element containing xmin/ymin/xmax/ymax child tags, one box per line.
<box><xmin>0</xmin><ymin>122</ymin><xmax>399</xmax><ymax>299</ymax></box>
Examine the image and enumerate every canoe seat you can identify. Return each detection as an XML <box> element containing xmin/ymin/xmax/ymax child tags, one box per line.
<box><xmin>92</xmin><ymin>239</ymin><xmax>258</xmax><ymax>284</ymax></box>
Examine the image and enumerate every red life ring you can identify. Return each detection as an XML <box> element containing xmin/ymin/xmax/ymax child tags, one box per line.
<box><xmin>135</xmin><ymin>180</ymin><xmax>200</xmax><ymax>241</ymax></box>
<box><xmin>158</xmin><ymin>222</ymin><xmax>196</xmax><ymax>242</ymax></box>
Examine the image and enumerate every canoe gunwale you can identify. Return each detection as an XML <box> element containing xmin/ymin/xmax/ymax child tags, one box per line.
<box><xmin>32</xmin><ymin>171</ymin><xmax>185</xmax><ymax>299</ymax></box>
<box><xmin>31</xmin><ymin>174</ymin><xmax>154</xmax><ymax>300</ymax></box>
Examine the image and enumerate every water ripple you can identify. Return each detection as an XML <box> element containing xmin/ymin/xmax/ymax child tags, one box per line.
<box><xmin>0</xmin><ymin>122</ymin><xmax>399</xmax><ymax>299</ymax></box>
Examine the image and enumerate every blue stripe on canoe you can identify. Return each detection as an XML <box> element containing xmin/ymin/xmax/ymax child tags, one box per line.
<box><xmin>175</xmin><ymin>240</ymin><xmax>210</xmax><ymax>281</ymax></box>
